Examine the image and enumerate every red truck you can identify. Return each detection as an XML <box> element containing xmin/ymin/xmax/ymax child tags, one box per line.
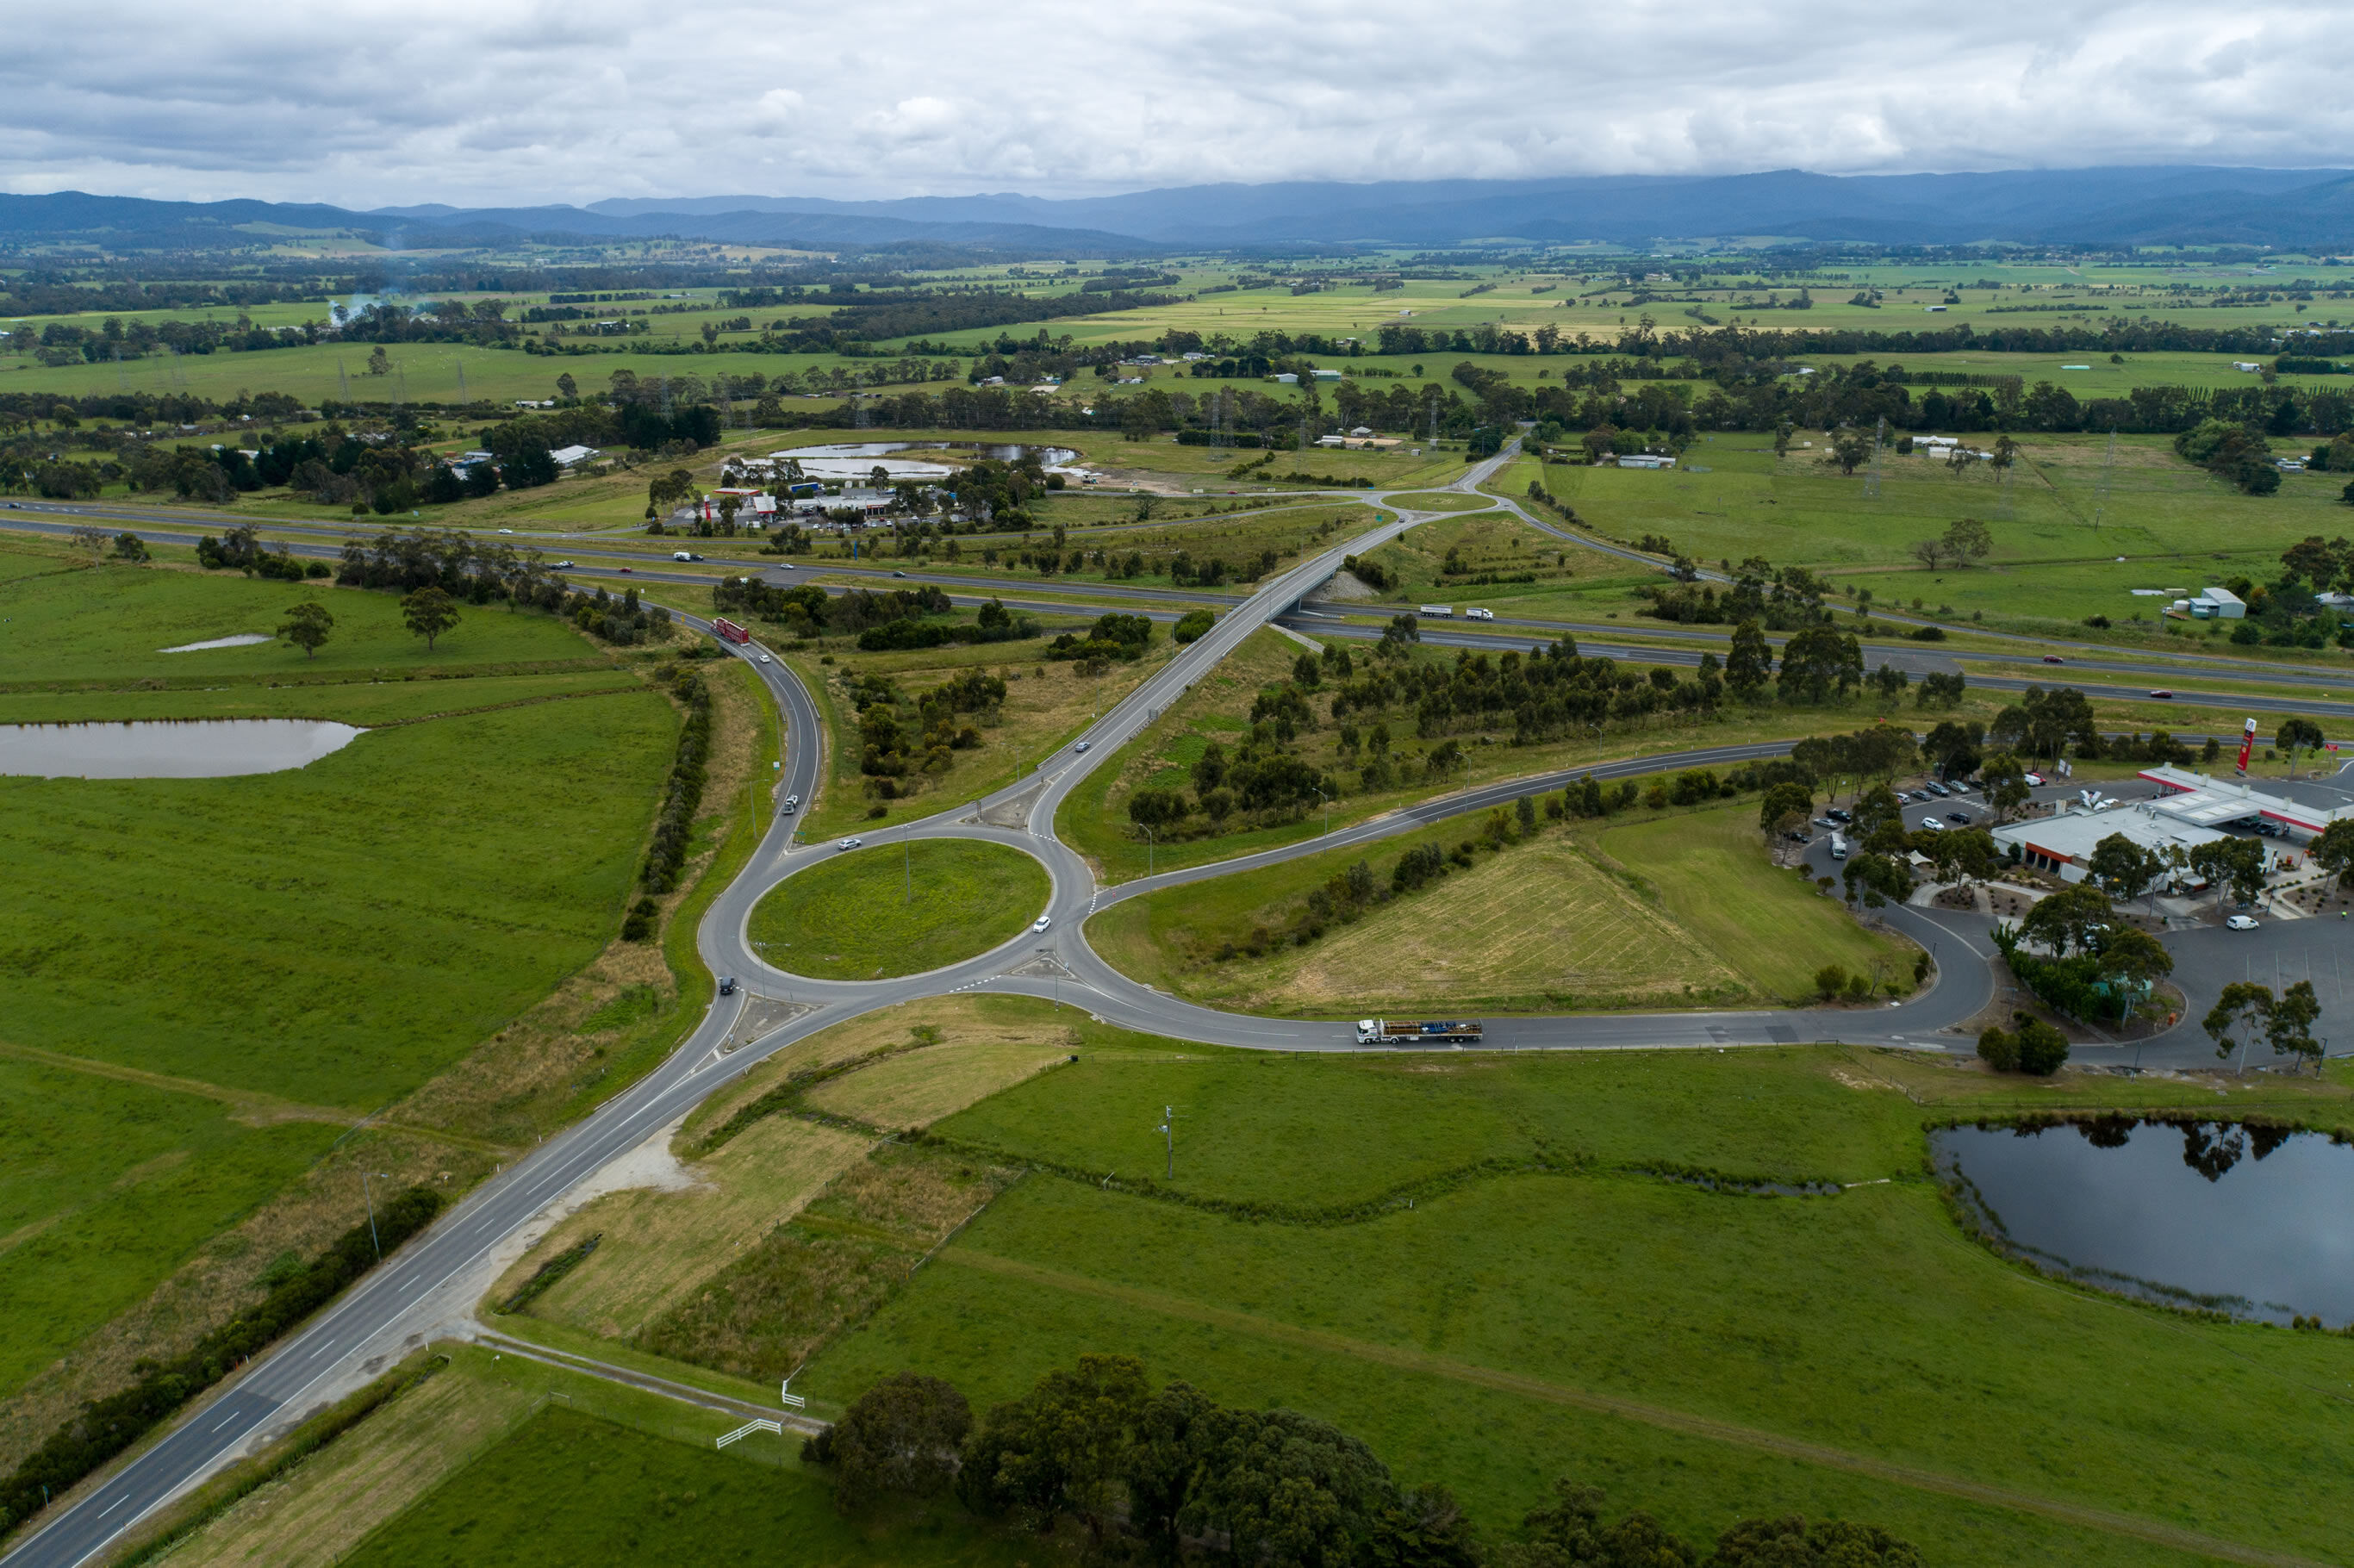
<box><xmin>713</xmin><ymin>617</ymin><xmax>751</xmax><ymax>645</ymax></box>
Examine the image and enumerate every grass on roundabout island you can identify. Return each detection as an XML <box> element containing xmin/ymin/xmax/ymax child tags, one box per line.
<box><xmin>1382</xmin><ymin>489</ymin><xmax>1498</xmax><ymax>513</ymax></box>
<box><xmin>748</xmin><ymin>838</ymin><xmax>1049</xmax><ymax>980</ymax></box>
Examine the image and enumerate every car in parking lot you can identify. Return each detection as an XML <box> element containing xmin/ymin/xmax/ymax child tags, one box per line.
<box><xmin>1825</xmin><ymin>807</ymin><xmax>1852</xmax><ymax>824</ymax></box>
<box><xmin>1926</xmin><ymin>781</ymin><xmax>1950</xmax><ymax>797</ymax></box>
<box><xmin>1917</xmin><ymin>817</ymin><xmax>1945</xmax><ymax>831</ymax></box>
<box><xmin>1031</xmin><ymin>914</ymin><xmax>1052</xmax><ymax>932</ymax></box>
<box><xmin>1945</xmin><ymin>811</ymin><xmax>1971</xmax><ymax>824</ymax></box>
<box><xmin>2226</xmin><ymin>914</ymin><xmax>2260</xmax><ymax>931</ymax></box>
<box><xmin>2024</xmin><ymin>771</ymin><xmax>2045</xmax><ymax>786</ymax></box>
<box><xmin>838</xmin><ymin>837</ymin><xmax>863</xmax><ymax>850</ymax></box>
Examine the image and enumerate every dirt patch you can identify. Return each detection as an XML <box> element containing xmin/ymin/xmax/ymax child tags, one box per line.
<box><xmin>1320</xmin><ymin>569</ymin><xmax>1381</xmax><ymax>602</ymax></box>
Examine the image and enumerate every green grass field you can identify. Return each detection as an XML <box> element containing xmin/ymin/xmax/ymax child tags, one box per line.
<box><xmin>748</xmin><ymin>839</ymin><xmax>1049</xmax><ymax>980</ymax></box>
<box><xmin>335</xmin><ymin>1405</ymin><xmax>1027</xmax><ymax>1568</ymax></box>
<box><xmin>0</xmin><ymin>554</ymin><xmax>606</xmax><ymax>686</ymax></box>
<box><xmin>0</xmin><ymin>545</ymin><xmax>687</xmax><ymax>1435</ymax></box>
<box><xmin>1384</xmin><ymin>490</ymin><xmax>1494</xmax><ymax>512</ymax></box>
<box><xmin>1087</xmin><ymin>800</ymin><xmax>1907</xmax><ymax>1012</ymax></box>
<box><xmin>790</xmin><ymin>1043</ymin><xmax>2354</xmax><ymax>1566</ymax></box>
<box><xmin>0</xmin><ymin>1055</ymin><xmax>337</xmax><ymax>1399</ymax></box>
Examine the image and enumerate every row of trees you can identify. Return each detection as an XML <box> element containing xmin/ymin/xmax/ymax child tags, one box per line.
<box><xmin>803</xmin><ymin>1357</ymin><xmax>1921</xmax><ymax>1567</ymax></box>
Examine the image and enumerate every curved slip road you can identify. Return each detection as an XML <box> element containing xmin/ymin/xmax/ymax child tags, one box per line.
<box><xmin>0</xmin><ymin>450</ymin><xmax>2287</xmax><ymax>1566</ymax></box>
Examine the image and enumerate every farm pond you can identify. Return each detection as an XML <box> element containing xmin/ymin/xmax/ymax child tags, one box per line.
<box><xmin>0</xmin><ymin>719</ymin><xmax>364</xmax><ymax>778</ymax></box>
<box><xmin>1935</xmin><ymin>1117</ymin><xmax>2354</xmax><ymax>1326</ymax></box>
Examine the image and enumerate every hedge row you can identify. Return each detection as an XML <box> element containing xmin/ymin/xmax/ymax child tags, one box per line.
<box><xmin>0</xmin><ymin>1185</ymin><xmax>443</xmax><ymax>1535</ymax></box>
<box><xmin>641</xmin><ymin>668</ymin><xmax>713</xmax><ymax>894</ymax></box>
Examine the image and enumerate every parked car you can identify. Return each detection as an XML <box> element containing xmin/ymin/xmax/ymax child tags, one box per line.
<box><xmin>1926</xmin><ymin>781</ymin><xmax>1951</xmax><ymax>797</ymax></box>
<box><xmin>1946</xmin><ymin>811</ymin><xmax>1971</xmax><ymax>824</ymax></box>
<box><xmin>2226</xmin><ymin>914</ymin><xmax>2260</xmax><ymax>930</ymax></box>
<box><xmin>1917</xmin><ymin>818</ymin><xmax>1946</xmax><ymax>831</ymax></box>
<box><xmin>2024</xmin><ymin>771</ymin><xmax>2045</xmax><ymax>786</ymax></box>
<box><xmin>1825</xmin><ymin>807</ymin><xmax>1852</xmax><ymax>824</ymax></box>
<box><xmin>838</xmin><ymin>837</ymin><xmax>863</xmax><ymax>850</ymax></box>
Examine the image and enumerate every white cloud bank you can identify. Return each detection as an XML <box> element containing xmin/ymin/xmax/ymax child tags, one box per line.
<box><xmin>3</xmin><ymin>0</ymin><xmax>2348</xmax><ymax>206</ymax></box>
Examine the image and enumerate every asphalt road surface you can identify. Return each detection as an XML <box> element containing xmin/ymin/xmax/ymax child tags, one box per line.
<box><xmin>4</xmin><ymin>451</ymin><xmax>2344</xmax><ymax>1565</ymax></box>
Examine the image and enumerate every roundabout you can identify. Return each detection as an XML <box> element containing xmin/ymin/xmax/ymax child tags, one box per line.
<box><xmin>744</xmin><ymin>837</ymin><xmax>1049</xmax><ymax>981</ymax></box>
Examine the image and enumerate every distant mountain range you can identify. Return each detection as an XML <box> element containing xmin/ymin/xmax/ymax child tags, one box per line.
<box><xmin>5</xmin><ymin>166</ymin><xmax>2353</xmax><ymax>254</ymax></box>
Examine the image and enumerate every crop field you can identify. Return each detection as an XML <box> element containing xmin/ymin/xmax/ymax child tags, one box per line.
<box><xmin>793</xmin><ymin>1042</ymin><xmax>2354</xmax><ymax>1567</ymax></box>
<box><xmin>745</xmin><ymin>839</ymin><xmax>1049</xmax><ymax>980</ymax></box>
<box><xmin>1088</xmin><ymin>800</ymin><xmax>1908</xmax><ymax>1013</ymax></box>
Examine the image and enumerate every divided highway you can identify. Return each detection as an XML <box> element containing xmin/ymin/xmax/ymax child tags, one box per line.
<box><xmin>0</xmin><ymin>449</ymin><xmax>2326</xmax><ymax>1565</ymax></box>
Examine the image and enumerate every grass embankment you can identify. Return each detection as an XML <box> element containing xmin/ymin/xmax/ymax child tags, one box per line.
<box><xmin>747</xmin><ymin>839</ymin><xmax>1049</xmax><ymax>980</ymax></box>
<box><xmin>1088</xmin><ymin>800</ymin><xmax>1908</xmax><ymax>1013</ymax></box>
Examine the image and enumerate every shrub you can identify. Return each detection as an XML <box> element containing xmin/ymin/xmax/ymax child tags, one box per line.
<box><xmin>1173</xmin><ymin>607</ymin><xmax>1216</xmax><ymax>644</ymax></box>
<box><xmin>1815</xmin><ymin>964</ymin><xmax>1849</xmax><ymax>1001</ymax></box>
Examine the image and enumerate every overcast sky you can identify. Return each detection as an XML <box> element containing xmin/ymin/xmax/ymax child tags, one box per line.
<box><xmin>3</xmin><ymin>1</ymin><xmax>2347</xmax><ymax>208</ymax></box>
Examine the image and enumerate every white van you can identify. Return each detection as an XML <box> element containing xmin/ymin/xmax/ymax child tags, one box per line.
<box><xmin>1830</xmin><ymin>832</ymin><xmax>1849</xmax><ymax>861</ymax></box>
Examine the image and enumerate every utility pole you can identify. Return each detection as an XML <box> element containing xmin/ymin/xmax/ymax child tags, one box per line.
<box><xmin>1142</xmin><ymin>824</ymin><xmax>1155</xmax><ymax>876</ymax></box>
<box><xmin>1156</xmin><ymin>1105</ymin><xmax>1178</xmax><ymax>1179</ymax></box>
<box><xmin>1863</xmin><ymin>416</ymin><xmax>1884</xmax><ymax>500</ymax></box>
<box><xmin>361</xmin><ymin>1171</ymin><xmax>392</xmax><ymax>1262</ymax></box>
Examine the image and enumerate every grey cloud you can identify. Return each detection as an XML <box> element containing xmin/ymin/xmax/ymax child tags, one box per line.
<box><xmin>1</xmin><ymin>0</ymin><xmax>2348</xmax><ymax>206</ymax></box>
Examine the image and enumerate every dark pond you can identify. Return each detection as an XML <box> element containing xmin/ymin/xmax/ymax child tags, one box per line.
<box><xmin>1934</xmin><ymin>1118</ymin><xmax>2354</xmax><ymax>1326</ymax></box>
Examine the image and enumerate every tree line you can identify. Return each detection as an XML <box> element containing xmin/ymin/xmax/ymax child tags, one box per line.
<box><xmin>802</xmin><ymin>1355</ymin><xmax>1921</xmax><ymax>1568</ymax></box>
